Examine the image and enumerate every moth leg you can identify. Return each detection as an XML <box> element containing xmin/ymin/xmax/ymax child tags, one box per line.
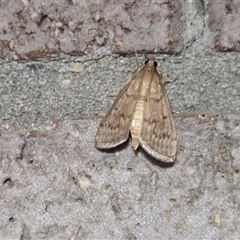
<box><xmin>162</xmin><ymin>73</ymin><xmax>178</xmax><ymax>85</ymax></box>
<box><xmin>171</xmin><ymin>110</ymin><xmax>180</xmax><ymax>114</ymax></box>
<box><xmin>162</xmin><ymin>73</ymin><xmax>168</xmax><ymax>78</ymax></box>
<box><xmin>107</xmin><ymin>93</ymin><xmax>118</xmax><ymax>97</ymax></box>
<box><xmin>97</xmin><ymin>113</ymin><xmax>105</xmax><ymax>116</ymax></box>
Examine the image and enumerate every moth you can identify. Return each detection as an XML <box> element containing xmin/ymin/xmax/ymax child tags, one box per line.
<box><xmin>95</xmin><ymin>57</ymin><xmax>177</xmax><ymax>163</ymax></box>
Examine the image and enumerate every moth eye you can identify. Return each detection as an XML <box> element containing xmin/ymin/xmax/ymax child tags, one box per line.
<box><xmin>145</xmin><ymin>60</ymin><xmax>149</xmax><ymax>65</ymax></box>
<box><xmin>154</xmin><ymin>61</ymin><xmax>158</xmax><ymax>68</ymax></box>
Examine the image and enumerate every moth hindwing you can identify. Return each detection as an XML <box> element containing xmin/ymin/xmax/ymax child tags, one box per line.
<box><xmin>95</xmin><ymin>57</ymin><xmax>177</xmax><ymax>163</ymax></box>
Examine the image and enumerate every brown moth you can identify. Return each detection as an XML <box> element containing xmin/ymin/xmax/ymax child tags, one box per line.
<box><xmin>95</xmin><ymin>57</ymin><xmax>177</xmax><ymax>163</ymax></box>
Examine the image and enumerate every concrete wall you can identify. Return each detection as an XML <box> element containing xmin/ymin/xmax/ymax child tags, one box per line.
<box><xmin>0</xmin><ymin>0</ymin><xmax>240</xmax><ymax>239</ymax></box>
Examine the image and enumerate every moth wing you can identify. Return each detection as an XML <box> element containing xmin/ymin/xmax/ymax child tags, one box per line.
<box><xmin>95</xmin><ymin>70</ymin><xmax>144</xmax><ymax>149</ymax></box>
<box><xmin>139</xmin><ymin>72</ymin><xmax>177</xmax><ymax>162</ymax></box>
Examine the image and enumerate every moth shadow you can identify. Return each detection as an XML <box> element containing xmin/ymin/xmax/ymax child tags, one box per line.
<box><xmin>139</xmin><ymin>149</ymin><xmax>175</xmax><ymax>168</ymax></box>
<box><xmin>96</xmin><ymin>140</ymin><xmax>174</xmax><ymax>168</ymax></box>
<box><xmin>96</xmin><ymin>140</ymin><xmax>130</xmax><ymax>155</ymax></box>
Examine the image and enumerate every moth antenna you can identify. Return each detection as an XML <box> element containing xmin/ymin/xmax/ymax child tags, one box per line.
<box><xmin>133</xmin><ymin>48</ymin><xmax>143</xmax><ymax>68</ymax></box>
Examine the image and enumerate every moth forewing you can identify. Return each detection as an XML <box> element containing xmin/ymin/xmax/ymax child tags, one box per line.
<box><xmin>139</xmin><ymin>68</ymin><xmax>177</xmax><ymax>162</ymax></box>
<box><xmin>95</xmin><ymin>67</ymin><xmax>144</xmax><ymax>149</ymax></box>
<box><xmin>95</xmin><ymin>57</ymin><xmax>178</xmax><ymax>162</ymax></box>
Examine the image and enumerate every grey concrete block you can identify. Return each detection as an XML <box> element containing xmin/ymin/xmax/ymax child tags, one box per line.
<box><xmin>0</xmin><ymin>114</ymin><xmax>240</xmax><ymax>238</ymax></box>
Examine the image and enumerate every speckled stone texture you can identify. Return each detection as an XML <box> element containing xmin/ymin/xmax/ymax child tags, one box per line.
<box><xmin>1</xmin><ymin>0</ymin><xmax>240</xmax><ymax>238</ymax></box>
<box><xmin>0</xmin><ymin>0</ymin><xmax>183</xmax><ymax>59</ymax></box>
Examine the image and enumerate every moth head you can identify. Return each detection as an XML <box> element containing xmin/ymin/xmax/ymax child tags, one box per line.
<box><xmin>145</xmin><ymin>59</ymin><xmax>158</xmax><ymax>68</ymax></box>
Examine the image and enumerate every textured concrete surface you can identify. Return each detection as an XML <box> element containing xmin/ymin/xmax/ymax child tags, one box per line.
<box><xmin>1</xmin><ymin>0</ymin><xmax>240</xmax><ymax>239</ymax></box>
<box><xmin>1</xmin><ymin>114</ymin><xmax>240</xmax><ymax>239</ymax></box>
<box><xmin>0</xmin><ymin>0</ymin><xmax>183</xmax><ymax>59</ymax></box>
<box><xmin>1</xmin><ymin>53</ymin><xmax>240</xmax><ymax>131</ymax></box>
<box><xmin>207</xmin><ymin>0</ymin><xmax>240</xmax><ymax>51</ymax></box>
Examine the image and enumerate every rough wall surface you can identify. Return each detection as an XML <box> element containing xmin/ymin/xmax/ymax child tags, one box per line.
<box><xmin>0</xmin><ymin>0</ymin><xmax>183</xmax><ymax>59</ymax></box>
<box><xmin>1</xmin><ymin>0</ymin><xmax>240</xmax><ymax>239</ymax></box>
